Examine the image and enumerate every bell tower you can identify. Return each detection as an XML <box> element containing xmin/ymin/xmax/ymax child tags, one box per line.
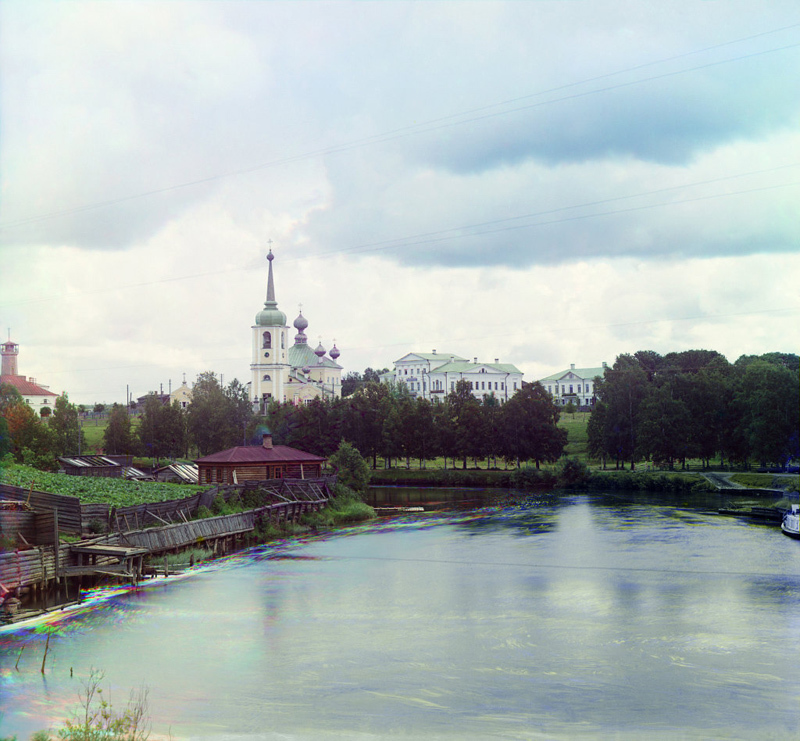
<box><xmin>250</xmin><ymin>249</ymin><xmax>290</xmax><ymax>412</ymax></box>
<box><xmin>1</xmin><ymin>334</ymin><xmax>19</xmax><ymax>377</ymax></box>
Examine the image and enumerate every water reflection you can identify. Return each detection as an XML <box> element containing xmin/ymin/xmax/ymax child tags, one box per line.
<box><xmin>2</xmin><ymin>493</ymin><xmax>800</xmax><ymax>740</ymax></box>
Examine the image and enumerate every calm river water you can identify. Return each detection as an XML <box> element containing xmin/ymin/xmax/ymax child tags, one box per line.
<box><xmin>2</xmin><ymin>491</ymin><xmax>800</xmax><ymax>740</ymax></box>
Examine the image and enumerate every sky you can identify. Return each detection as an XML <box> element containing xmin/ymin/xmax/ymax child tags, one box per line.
<box><xmin>1</xmin><ymin>1</ymin><xmax>799</xmax><ymax>406</ymax></box>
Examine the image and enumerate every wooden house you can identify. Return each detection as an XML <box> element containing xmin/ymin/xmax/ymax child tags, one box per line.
<box><xmin>195</xmin><ymin>434</ymin><xmax>326</xmax><ymax>485</ymax></box>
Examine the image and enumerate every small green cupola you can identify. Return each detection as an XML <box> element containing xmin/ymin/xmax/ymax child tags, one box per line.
<box><xmin>255</xmin><ymin>250</ymin><xmax>287</xmax><ymax>327</ymax></box>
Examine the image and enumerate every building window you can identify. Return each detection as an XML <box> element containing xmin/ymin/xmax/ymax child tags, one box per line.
<box><xmin>263</xmin><ymin>375</ymin><xmax>271</xmax><ymax>381</ymax></box>
<box><xmin>262</xmin><ymin>331</ymin><xmax>272</xmax><ymax>349</ymax></box>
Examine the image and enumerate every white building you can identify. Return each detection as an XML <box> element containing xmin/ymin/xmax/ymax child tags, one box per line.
<box><xmin>391</xmin><ymin>351</ymin><xmax>523</xmax><ymax>403</ymax></box>
<box><xmin>0</xmin><ymin>338</ymin><xmax>59</xmax><ymax>414</ymax></box>
<box><xmin>249</xmin><ymin>250</ymin><xmax>343</xmax><ymax>412</ymax></box>
<box><xmin>539</xmin><ymin>363</ymin><xmax>607</xmax><ymax>408</ymax></box>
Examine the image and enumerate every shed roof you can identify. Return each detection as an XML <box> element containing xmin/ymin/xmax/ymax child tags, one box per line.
<box><xmin>196</xmin><ymin>444</ymin><xmax>326</xmax><ymax>465</ymax></box>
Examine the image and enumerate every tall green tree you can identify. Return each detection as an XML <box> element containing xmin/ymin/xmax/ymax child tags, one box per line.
<box><xmin>187</xmin><ymin>372</ymin><xmax>252</xmax><ymax>455</ymax></box>
<box><xmin>0</xmin><ymin>382</ymin><xmax>23</xmax><ymax>415</ymax></box>
<box><xmin>103</xmin><ymin>403</ymin><xmax>135</xmax><ymax>455</ymax></box>
<box><xmin>736</xmin><ymin>359</ymin><xmax>799</xmax><ymax>467</ymax></box>
<box><xmin>49</xmin><ymin>394</ymin><xmax>85</xmax><ymax>456</ymax></box>
<box><xmin>499</xmin><ymin>381</ymin><xmax>566</xmax><ymax>468</ymax></box>
<box><xmin>137</xmin><ymin>396</ymin><xmax>187</xmax><ymax>459</ymax></box>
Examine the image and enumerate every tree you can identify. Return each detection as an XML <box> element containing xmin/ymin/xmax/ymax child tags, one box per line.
<box><xmin>93</xmin><ymin>403</ymin><xmax>106</xmax><ymax>414</ymax></box>
<box><xmin>137</xmin><ymin>396</ymin><xmax>187</xmax><ymax>460</ymax></box>
<box><xmin>49</xmin><ymin>394</ymin><xmax>85</xmax><ymax>456</ymax></box>
<box><xmin>446</xmin><ymin>380</ymin><xmax>484</xmax><ymax>468</ymax></box>
<box><xmin>341</xmin><ymin>382</ymin><xmax>393</xmax><ymax>468</ymax></box>
<box><xmin>3</xmin><ymin>401</ymin><xmax>57</xmax><ymax>468</ymax></box>
<box><xmin>636</xmin><ymin>383</ymin><xmax>691</xmax><ymax>469</ymax></box>
<box><xmin>104</xmin><ymin>404</ymin><xmax>135</xmax><ymax>455</ymax></box>
<box><xmin>409</xmin><ymin>397</ymin><xmax>436</xmax><ymax>468</ymax></box>
<box><xmin>40</xmin><ymin>406</ymin><xmax>52</xmax><ymax>418</ymax></box>
<box><xmin>593</xmin><ymin>355</ymin><xmax>648</xmax><ymax>469</ymax></box>
<box><xmin>187</xmin><ymin>373</ymin><xmax>253</xmax><ymax>455</ymax></box>
<box><xmin>0</xmin><ymin>382</ymin><xmax>23</xmax><ymax>415</ymax></box>
<box><xmin>736</xmin><ymin>359</ymin><xmax>799</xmax><ymax>467</ymax></box>
<box><xmin>499</xmin><ymin>381</ymin><xmax>567</xmax><ymax>468</ymax></box>
<box><xmin>328</xmin><ymin>440</ymin><xmax>370</xmax><ymax>494</ymax></box>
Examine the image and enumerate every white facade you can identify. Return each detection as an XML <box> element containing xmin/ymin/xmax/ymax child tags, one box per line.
<box><xmin>391</xmin><ymin>351</ymin><xmax>523</xmax><ymax>403</ymax></box>
<box><xmin>539</xmin><ymin>363</ymin><xmax>607</xmax><ymax>407</ymax></box>
<box><xmin>248</xmin><ymin>251</ymin><xmax>342</xmax><ymax>412</ymax></box>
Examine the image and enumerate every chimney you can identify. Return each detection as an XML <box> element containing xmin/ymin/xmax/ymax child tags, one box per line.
<box><xmin>570</xmin><ymin>364</ymin><xmax>575</xmax><ymax>370</ymax></box>
<box><xmin>262</xmin><ymin>433</ymin><xmax>273</xmax><ymax>450</ymax></box>
<box><xmin>473</xmin><ymin>357</ymin><xmax>477</xmax><ymax>364</ymax></box>
<box><xmin>602</xmin><ymin>361</ymin><xmax>607</xmax><ymax>368</ymax></box>
<box><xmin>432</xmin><ymin>349</ymin><xmax>436</xmax><ymax>354</ymax></box>
<box><xmin>495</xmin><ymin>358</ymin><xmax>499</xmax><ymax>364</ymax></box>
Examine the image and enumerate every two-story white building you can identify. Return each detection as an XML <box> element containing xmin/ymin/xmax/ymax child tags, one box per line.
<box><xmin>390</xmin><ymin>351</ymin><xmax>523</xmax><ymax>403</ymax></box>
<box><xmin>539</xmin><ymin>363</ymin><xmax>607</xmax><ymax>408</ymax></box>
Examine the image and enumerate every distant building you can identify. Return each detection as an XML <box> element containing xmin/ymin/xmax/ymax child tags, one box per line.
<box><xmin>0</xmin><ymin>338</ymin><xmax>58</xmax><ymax>414</ymax></box>
<box><xmin>170</xmin><ymin>380</ymin><xmax>193</xmax><ymax>409</ymax></box>
<box><xmin>249</xmin><ymin>250</ymin><xmax>343</xmax><ymax>412</ymax></box>
<box><xmin>389</xmin><ymin>350</ymin><xmax>523</xmax><ymax>403</ymax></box>
<box><xmin>539</xmin><ymin>363</ymin><xmax>607</xmax><ymax>408</ymax></box>
<box><xmin>195</xmin><ymin>433</ymin><xmax>326</xmax><ymax>484</ymax></box>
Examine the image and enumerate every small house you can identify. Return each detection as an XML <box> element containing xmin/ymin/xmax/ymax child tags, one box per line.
<box><xmin>195</xmin><ymin>434</ymin><xmax>325</xmax><ymax>485</ymax></box>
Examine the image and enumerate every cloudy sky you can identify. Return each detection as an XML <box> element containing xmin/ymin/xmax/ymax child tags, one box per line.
<box><xmin>1</xmin><ymin>1</ymin><xmax>798</xmax><ymax>405</ymax></box>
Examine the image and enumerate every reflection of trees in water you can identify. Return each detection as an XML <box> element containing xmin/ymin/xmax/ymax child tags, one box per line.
<box><xmin>456</xmin><ymin>496</ymin><xmax>564</xmax><ymax>536</ymax></box>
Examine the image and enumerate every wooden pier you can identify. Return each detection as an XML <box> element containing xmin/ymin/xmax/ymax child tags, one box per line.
<box><xmin>1</xmin><ymin>477</ymin><xmax>333</xmax><ymax>619</ymax></box>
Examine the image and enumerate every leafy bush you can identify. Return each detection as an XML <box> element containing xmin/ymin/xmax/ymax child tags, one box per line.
<box><xmin>556</xmin><ymin>458</ymin><xmax>590</xmax><ymax>488</ymax></box>
<box><xmin>328</xmin><ymin>441</ymin><xmax>370</xmax><ymax>493</ymax></box>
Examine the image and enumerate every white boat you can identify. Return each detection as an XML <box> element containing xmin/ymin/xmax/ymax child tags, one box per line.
<box><xmin>781</xmin><ymin>504</ymin><xmax>800</xmax><ymax>539</ymax></box>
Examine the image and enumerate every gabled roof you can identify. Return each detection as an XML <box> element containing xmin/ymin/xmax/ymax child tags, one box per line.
<box><xmin>196</xmin><ymin>444</ymin><xmax>326</xmax><ymax>465</ymax></box>
<box><xmin>431</xmin><ymin>361</ymin><xmax>522</xmax><ymax>375</ymax></box>
<box><xmin>0</xmin><ymin>375</ymin><xmax>54</xmax><ymax>397</ymax></box>
<box><xmin>539</xmin><ymin>367</ymin><xmax>606</xmax><ymax>382</ymax></box>
<box><xmin>394</xmin><ymin>352</ymin><xmax>467</xmax><ymax>364</ymax></box>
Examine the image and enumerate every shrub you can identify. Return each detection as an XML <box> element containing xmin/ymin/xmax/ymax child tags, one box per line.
<box><xmin>328</xmin><ymin>441</ymin><xmax>370</xmax><ymax>494</ymax></box>
<box><xmin>556</xmin><ymin>458</ymin><xmax>590</xmax><ymax>488</ymax></box>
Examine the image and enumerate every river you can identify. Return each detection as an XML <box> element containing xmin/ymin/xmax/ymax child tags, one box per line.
<box><xmin>2</xmin><ymin>491</ymin><xmax>799</xmax><ymax>740</ymax></box>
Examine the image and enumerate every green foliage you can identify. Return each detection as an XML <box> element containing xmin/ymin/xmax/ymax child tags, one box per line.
<box><xmin>49</xmin><ymin>394</ymin><xmax>85</xmax><ymax>457</ymax></box>
<box><xmin>137</xmin><ymin>396</ymin><xmax>186</xmax><ymax>459</ymax></box>
<box><xmin>328</xmin><ymin>440</ymin><xmax>370</xmax><ymax>493</ymax></box>
<box><xmin>2</xmin><ymin>463</ymin><xmax>209</xmax><ymax>505</ymax></box>
<box><xmin>302</xmin><ymin>485</ymin><xmax>375</xmax><ymax>527</ymax></box>
<box><xmin>508</xmin><ymin>466</ymin><xmax>557</xmax><ymax>489</ymax></box>
<box><xmin>103</xmin><ymin>404</ymin><xmax>135</xmax><ymax>456</ymax></box>
<box><xmin>556</xmin><ymin>458</ymin><xmax>591</xmax><ymax>488</ymax></box>
<box><xmin>195</xmin><ymin>505</ymin><xmax>213</xmax><ymax>519</ymax></box>
<box><xmin>53</xmin><ymin>668</ymin><xmax>150</xmax><ymax>741</ymax></box>
<box><xmin>585</xmin><ymin>471</ymin><xmax>715</xmax><ymax>494</ymax></box>
<box><xmin>187</xmin><ymin>372</ymin><xmax>253</xmax><ymax>455</ymax></box>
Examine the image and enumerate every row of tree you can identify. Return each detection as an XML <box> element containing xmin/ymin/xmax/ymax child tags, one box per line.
<box><xmin>98</xmin><ymin>373</ymin><xmax>567</xmax><ymax>469</ymax></box>
<box><xmin>587</xmin><ymin>350</ymin><xmax>799</xmax><ymax>469</ymax></box>
<box><xmin>0</xmin><ymin>387</ymin><xmax>85</xmax><ymax>469</ymax></box>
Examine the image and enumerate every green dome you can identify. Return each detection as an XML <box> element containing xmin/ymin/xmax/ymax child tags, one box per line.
<box><xmin>255</xmin><ymin>302</ymin><xmax>287</xmax><ymax>326</ymax></box>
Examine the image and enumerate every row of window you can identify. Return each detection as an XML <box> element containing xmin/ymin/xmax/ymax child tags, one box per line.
<box><xmin>549</xmin><ymin>384</ymin><xmax>593</xmax><ymax>395</ymax></box>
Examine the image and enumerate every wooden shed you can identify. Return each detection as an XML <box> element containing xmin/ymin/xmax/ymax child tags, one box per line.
<box><xmin>195</xmin><ymin>434</ymin><xmax>326</xmax><ymax>485</ymax></box>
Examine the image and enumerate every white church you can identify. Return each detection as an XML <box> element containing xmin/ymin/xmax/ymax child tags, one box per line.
<box><xmin>249</xmin><ymin>250</ymin><xmax>343</xmax><ymax>412</ymax></box>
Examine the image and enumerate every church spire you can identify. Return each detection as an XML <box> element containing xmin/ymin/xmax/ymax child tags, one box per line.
<box><xmin>266</xmin><ymin>249</ymin><xmax>276</xmax><ymax>304</ymax></box>
<box><xmin>254</xmin><ymin>246</ymin><xmax>287</xmax><ymax>327</ymax></box>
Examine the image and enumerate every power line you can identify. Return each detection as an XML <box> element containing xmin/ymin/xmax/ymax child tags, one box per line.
<box><xmin>1</xmin><ymin>25</ymin><xmax>798</xmax><ymax>231</ymax></box>
<box><xmin>3</xmin><ymin>162</ymin><xmax>798</xmax><ymax>310</ymax></box>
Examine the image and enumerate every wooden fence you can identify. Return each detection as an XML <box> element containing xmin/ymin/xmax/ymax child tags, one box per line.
<box><xmin>0</xmin><ymin>484</ymin><xmax>82</xmax><ymax>536</ymax></box>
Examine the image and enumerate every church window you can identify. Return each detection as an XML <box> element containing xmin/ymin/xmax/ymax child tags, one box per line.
<box><xmin>281</xmin><ymin>334</ymin><xmax>285</xmax><ymax>349</ymax></box>
<box><xmin>262</xmin><ymin>331</ymin><xmax>272</xmax><ymax>349</ymax></box>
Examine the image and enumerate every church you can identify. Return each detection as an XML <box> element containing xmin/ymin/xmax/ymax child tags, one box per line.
<box><xmin>1</xmin><ymin>337</ymin><xmax>58</xmax><ymax>414</ymax></box>
<box><xmin>249</xmin><ymin>250</ymin><xmax>343</xmax><ymax>412</ymax></box>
